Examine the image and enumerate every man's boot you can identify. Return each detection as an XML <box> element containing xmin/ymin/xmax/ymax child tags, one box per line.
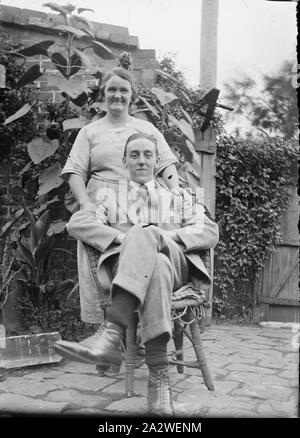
<box><xmin>53</xmin><ymin>321</ymin><xmax>123</xmax><ymax>368</ymax></box>
<box><xmin>147</xmin><ymin>366</ymin><xmax>174</xmax><ymax>416</ymax></box>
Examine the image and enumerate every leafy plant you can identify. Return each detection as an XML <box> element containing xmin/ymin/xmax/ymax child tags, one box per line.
<box><xmin>213</xmin><ymin>132</ymin><xmax>298</xmax><ymax>319</ymax></box>
<box><xmin>223</xmin><ymin>60</ymin><xmax>298</xmax><ymax>139</ymax></box>
<box><xmin>0</xmin><ymin>3</ymin><xmax>114</xmax><ymax>204</ymax></box>
<box><xmin>8</xmin><ymin>207</ymin><xmax>74</xmax><ymax>311</ymax></box>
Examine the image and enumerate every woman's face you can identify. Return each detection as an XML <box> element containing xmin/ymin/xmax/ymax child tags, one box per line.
<box><xmin>103</xmin><ymin>75</ymin><xmax>133</xmax><ymax>116</ymax></box>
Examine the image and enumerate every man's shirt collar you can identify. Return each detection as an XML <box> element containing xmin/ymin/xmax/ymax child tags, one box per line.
<box><xmin>129</xmin><ymin>179</ymin><xmax>156</xmax><ymax>191</ymax></box>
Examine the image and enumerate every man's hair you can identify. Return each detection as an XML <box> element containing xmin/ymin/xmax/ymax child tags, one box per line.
<box><xmin>98</xmin><ymin>67</ymin><xmax>138</xmax><ymax>104</ymax></box>
<box><xmin>123</xmin><ymin>131</ymin><xmax>159</xmax><ymax>158</ymax></box>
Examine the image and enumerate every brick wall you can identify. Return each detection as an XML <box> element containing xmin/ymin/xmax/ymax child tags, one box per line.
<box><xmin>0</xmin><ymin>5</ymin><xmax>158</xmax><ymax>281</ymax></box>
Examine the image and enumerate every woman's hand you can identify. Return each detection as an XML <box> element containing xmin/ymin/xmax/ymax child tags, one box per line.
<box><xmin>170</xmin><ymin>187</ymin><xmax>193</xmax><ymax>203</ymax></box>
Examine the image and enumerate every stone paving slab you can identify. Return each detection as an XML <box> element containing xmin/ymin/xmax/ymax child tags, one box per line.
<box><xmin>0</xmin><ymin>323</ymin><xmax>298</xmax><ymax>418</ymax></box>
<box><xmin>0</xmin><ymin>393</ymin><xmax>68</xmax><ymax>414</ymax></box>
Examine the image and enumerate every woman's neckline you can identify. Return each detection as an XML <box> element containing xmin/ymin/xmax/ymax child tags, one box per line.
<box><xmin>101</xmin><ymin>115</ymin><xmax>133</xmax><ymax>133</ymax></box>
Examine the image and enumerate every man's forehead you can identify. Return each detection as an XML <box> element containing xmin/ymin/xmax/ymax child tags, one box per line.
<box><xmin>126</xmin><ymin>138</ymin><xmax>156</xmax><ymax>153</ymax></box>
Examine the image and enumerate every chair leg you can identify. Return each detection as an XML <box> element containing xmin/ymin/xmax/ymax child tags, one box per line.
<box><xmin>187</xmin><ymin>310</ymin><xmax>215</xmax><ymax>391</ymax></box>
<box><xmin>173</xmin><ymin>320</ymin><xmax>184</xmax><ymax>374</ymax></box>
<box><xmin>125</xmin><ymin>316</ymin><xmax>138</xmax><ymax>397</ymax></box>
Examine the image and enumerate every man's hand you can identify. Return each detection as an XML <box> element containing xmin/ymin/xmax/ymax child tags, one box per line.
<box><xmin>80</xmin><ymin>200</ymin><xmax>95</xmax><ymax>211</ymax></box>
<box><xmin>115</xmin><ymin>232</ymin><xmax>126</xmax><ymax>245</ymax></box>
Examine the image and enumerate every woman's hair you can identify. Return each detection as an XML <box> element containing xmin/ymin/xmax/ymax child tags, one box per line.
<box><xmin>98</xmin><ymin>67</ymin><xmax>139</xmax><ymax>103</ymax></box>
<box><xmin>123</xmin><ymin>131</ymin><xmax>159</xmax><ymax>158</ymax></box>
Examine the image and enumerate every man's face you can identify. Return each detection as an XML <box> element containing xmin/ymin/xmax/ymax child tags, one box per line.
<box><xmin>123</xmin><ymin>138</ymin><xmax>159</xmax><ymax>184</ymax></box>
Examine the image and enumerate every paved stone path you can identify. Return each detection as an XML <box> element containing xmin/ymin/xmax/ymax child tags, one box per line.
<box><xmin>0</xmin><ymin>323</ymin><xmax>298</xmax><ymax>418</ymax></box>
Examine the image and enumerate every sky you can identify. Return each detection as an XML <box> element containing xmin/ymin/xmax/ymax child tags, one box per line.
<box><xmin>0</xmin><ymin>0</ymin><xmax>297</xmax><ymax>93</ymax></box>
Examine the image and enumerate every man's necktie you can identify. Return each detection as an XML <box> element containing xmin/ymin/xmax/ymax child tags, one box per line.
<box><xmin>137</xmin><ymin>184</ymin><xmax>148</xmax><ymax>201</ymax></box>
<box><xmin>136</xmin><ymin>184</ymin><xmax>149</xmax><ymax>221</ymax></box>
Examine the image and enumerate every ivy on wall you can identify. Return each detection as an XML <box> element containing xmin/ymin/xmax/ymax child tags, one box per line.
<box><xmin>213</xmin><ymin>130</ymin><xmax>298</xmax><ymax>319</ymax></box>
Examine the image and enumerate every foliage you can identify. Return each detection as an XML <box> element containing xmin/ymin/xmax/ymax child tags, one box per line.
<box><xmin>0</xmin><ymin>37</ymin><xmax>37</xmax><ymax>159</ymax></box>
<box><xmin>19</xmin><ymin>298</ymin><xmax>98</xmax><ymax>341</ymax></box>
<box><xmin>213</xmin><ymin>131</ymin><xmax>298</xmax><ymax>320</ymax></box>
<box><xmin>223</xmin><ymin>60</ymin><xmax>298</xmax><ymax>139</ymax></box>
<box><xmin>8</xmin><ymin>207</ymin><xmax>73</xmax><ymax>311</ymax></box>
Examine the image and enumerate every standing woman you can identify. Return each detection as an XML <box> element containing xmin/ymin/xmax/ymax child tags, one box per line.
<box><xmin>62</xmin><ymin>67</ymin><xmax>180</xmax><ymax>330</ymax></box>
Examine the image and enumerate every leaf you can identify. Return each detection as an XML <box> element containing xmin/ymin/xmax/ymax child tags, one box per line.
<box><xmin>17</xmin><ymin>64</ymin><xmax>43</xmax><ymax>87</ymax></box>
<box><xmin>35</xmin><ymin>210</ymin><xmax>51</xmax><ymax>243</ymax></box>
<box><xmin>16</xmin><ymin>240</ymin><xmax>35</xmax><ymax>270</ymax></box>
<box><xmin>37</xmin><ymin>164</ymin><xmax>64</xmax><ymax>197</ymax></box>
<box><xmin>180</xmin><ymin>89</ymin><xmax>192</xmax><ymax>103</ymax></box>
<box><xmin>138</xmin><ymin>97</ymin><xmax>160</xmax><ymax>118</ymax></box>
<box><xmin>168</xmin><ymin>115</ymin><xmax>195</xmax><ymax>143</ymax></box>
<box><xmin>62</xmin><ymin>118</ymin><xmax>87</xmax><ymax>131</ymax></box>
<box><xmin>90</xmin><ymin>41</ymin><xmax>115</xmax><ymax>60</ymax></box>
<box><xmin>24</xmin><ymin>206</ymin><xmax>39</xmax><ymax>252</ymax></box>
<box><xmin>132</xmin><ymin>110</ymin><xmax>150</xmax><ymax>122</ymax></box>
<box><xmin>64</xmin><ymin>4</ymin><xmax>76</xmax><ymax>14</ymax></box>
<box><xmin>47</xmin><ymin>74</ymin><xmax>90</xmax><ymax>98</ymax></box>
<box><xmin>73</xmin><ymin>15</ymin><xmax>95</xmax><ymax>36</ymax></box>
<box><xmin>51</xmin><ymin>52</ymin><xmax>67</xmax><ymax>77</ymax></box>
<box><xmin>90</xmin><ymin>101</ymin><xmax>107</xmax><ymax>112</ymax></box>
<box><xmin>3</xmin><ymin>103</ymin><xmax>32</xmax><ymax>125</ymax></box>
<box><xmin>18</xmin><ymin>40</ymin><xmax>55</xmax><ymax>57</ymax></box>
<box><xmin>18</xmin><ymin>161</ymin><xmax>32</xmax><ymax>176</ymax></box>
<box><xmin>0</xmin><ymin>208</ymin><xmax>24</xmax><ymax>239</ymax></box>
<box><xmin>27</xmin><ymin>138</ymin><xmax>59</xmax><ymax>164</ymax></box>
<box><xmin>34</xmin><ymin>236</ymin><xmax>56</xmax><ymax>266</ymax></box>
<box><xmin>77</xmin><ymin>8</ymin><xmax>94</xmax><ymax>14</ymax></box>
<box><xmin>69</xmin><ymin>93</ymin><xmax>89</xmax><ymax>107</ymax></box>
<box><xmin>73</xmin><ymin>48</ymin><xmax>95</xmax><ymax>69</ymax></box>
<box><xmin>180</xmin><ymin>107</ymin><xmax>193</xmax><ymax>125</ymax></box>
<box><xmin>54</xmin><ymin>24</ymin><xmax>88</xmax><ymax>39</ymax></box>
<box><xmin>155</xmin><ymin>68</ymin><xmax>181</xmax><ymax>85</ymax></box>
<box><xmin>43</xmin><ymin>3</ymin><xmax>69</xmax><ymax>15</ymax></box>
<box><xmin>47</xmin><ymin>220</ymin><xmax>67</xmax><ymax>236</ymax></box>
<box><xmin>51</xmin><ymin>52</ymin><xmax>81</xmax><ymax>78</ymax></box>
<box><xmin>151</xmin><ymin>87</ymin><xmax>178</xmax><ymax>106</ymax></box>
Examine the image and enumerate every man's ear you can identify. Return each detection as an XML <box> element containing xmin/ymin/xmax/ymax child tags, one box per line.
<box><xmin>122</xmin><ymin>156</ymin><xmax>128</xmax><ymax>168</ymax></box>
<box><xmin>154</xmin><ymin>154</ymin><xmax>160</xmax><ymax>169</ymax></box>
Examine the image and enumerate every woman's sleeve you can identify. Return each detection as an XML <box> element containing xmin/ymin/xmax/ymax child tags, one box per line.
<box><xmin>61</xmin><ymin>127</ymin><xmax>91</xmax><ymax>183</ymax></box>
<box><xmin>151</xmin><ymin>125</ymin><xmax>179</xmax><ymax>175</ymax></box>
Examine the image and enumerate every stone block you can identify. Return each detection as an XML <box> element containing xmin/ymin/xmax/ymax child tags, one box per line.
<box><xmin>225</xmin><ymin>363</ymin><xmax>277</xmax><ymax>375</ymax></box>
<box><xmin>231</xmin><ymin>384</ymin><xmax>297</xmax><ymax>402</ymax></box>
<box><xmin>0</xmin><ymin>332</ymin><xmax>62</xmax><ymax>369</ymax></box>
<box><xmin>128</xmin><ymin>35</ymin><xmax>139</xmax><ymax>49</ymax></box>
<box><xmin>0</xmin><ymin>393</ymin><xmax>68</xmax><ymax>414</ymax></box>
<box><xmin>95</xmin><ymin>30</ymin><xmax>111</xmax><ymax>41</ymax></box>
<box><xmin>45</xmin><ymin>389</ymin><xmax>107</xmax><ymax>408</ymax></box>
<box><xmin>52</xmin><ymin>373</ymin><xmax>115</xmax><ymax>391</ymax></box>
<box><xmin>105</xmin><ymin>396</ymin><xmax>147</xmax><ymax>415</ymax></box>
<box><xmin>0</xmin><ymin>5</ymin><xmax>21</xmax><ymax>24</ymax></box>
<box><xmin>110</xmin><ymin>33</ymin><xmax>128</xmax><ymax>45</ymax></box>
<box><xmin>257</xmin><ymin>399</ymin><xmax>298</xmax><ymax>418</ymax></box>
<box><xmin>100</xmin><ymin>23</ymin><xmax>129</xmax><ymax>37</ymax></box>
<box><xmin>136</xmin><ymin>49</ymin><xmax>156</xmax><ymax>59</ymax></box>
<box><xmin>0</xmin><ymin>377</ymin><xmax>57</xmax><ymax>397</ymax></box>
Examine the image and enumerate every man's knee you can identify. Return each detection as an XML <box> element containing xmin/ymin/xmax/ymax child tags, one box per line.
<box><xmin>125</xmin><ymin>224</ymin><xmax>161</xmax><ymax>243</ymax></box>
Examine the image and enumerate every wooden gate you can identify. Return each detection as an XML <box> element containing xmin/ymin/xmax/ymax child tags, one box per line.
<box><xmin>254</xmin><ymin>187</ymin><xmax>299</xmax><ymax>323</ymax></box>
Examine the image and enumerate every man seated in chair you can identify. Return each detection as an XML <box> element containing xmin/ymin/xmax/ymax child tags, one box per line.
<box><xmin>54</xmin><ymin>131</ymin><xmax>219</xmax><ymax>416</ymax></box>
